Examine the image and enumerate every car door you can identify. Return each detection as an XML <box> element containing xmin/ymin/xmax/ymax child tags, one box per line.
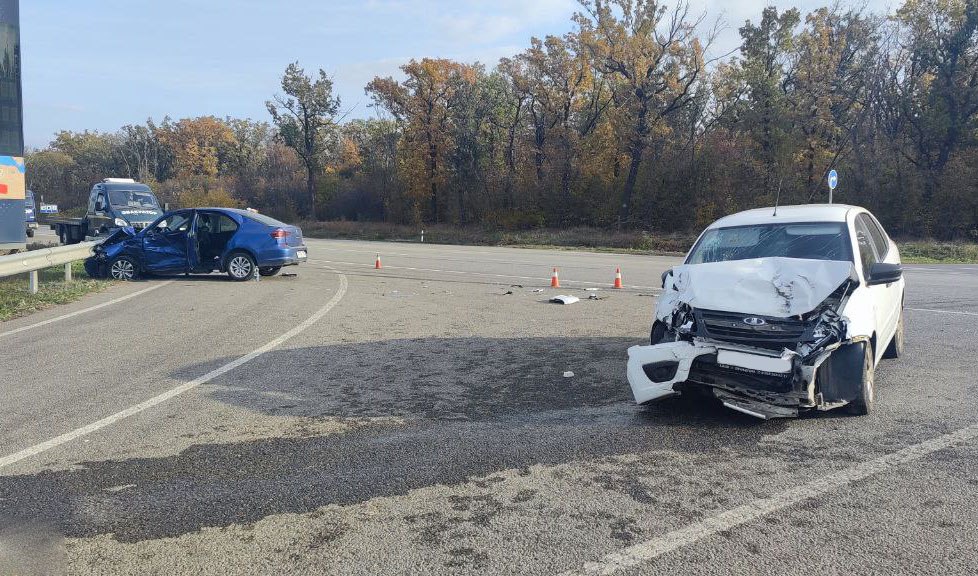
<box><xmin>142</xmin><ymin>211</ymin><xmax>193</xmax><ymax>273</ymax></box>
<box><xmin>854</xmin><ymin>214</ymin><xmax>897</xmax><ymax>359</ymax></box>
<box><xmin>863</xmin><ymin>214</ymin><xmax>902</xmax><ymax>341</ymax></box>
<box><xmin>92</xmin><ymin>190</ymin><xmax>110</xmax><ymax>232</ymax></box>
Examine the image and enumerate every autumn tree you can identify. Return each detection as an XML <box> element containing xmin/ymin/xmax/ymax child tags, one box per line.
<box><xmin>157</xmin><ymin>116</ymin><xmax>236</xmax><ymax>178</ymax></box>
<box><xmin>792</xmin><ymin>8</ymin><xmax>881</xmax><ymax>200</ymax></box>
<box><xmin>896</xmin><ymin>0</ymin><xmax>978</xmax><ymax>185</ymax></box>
<box><xmin>366</xmin><ymin>58</ymin><xmax>477</xmax><ymax>223</ymax></box>
<box><xmin>576</xmin><ymin>0</ymin><xmax>710</xmax><ymax>225</ymax></box>
<box><xmin>735</xmin><ymin>7</ymin><xmax>801</xmax><ymax>201</ymax></box>
<box><xmin>267</xmin><ymin>62</ymin><xmax>342</xmax><ymax>218</ymax></box>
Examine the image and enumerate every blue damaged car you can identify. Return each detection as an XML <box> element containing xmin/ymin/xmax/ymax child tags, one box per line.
<box><xmin>85</xmin><ymin>208</ymin><xmax>308</xmax><ymax>281</ymax></box>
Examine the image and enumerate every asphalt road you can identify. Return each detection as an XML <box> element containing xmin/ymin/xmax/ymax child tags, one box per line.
<box><xmin>1</xmin><ymin>239</ymin><xmax>977</xmax><ymax>575</ymax></box>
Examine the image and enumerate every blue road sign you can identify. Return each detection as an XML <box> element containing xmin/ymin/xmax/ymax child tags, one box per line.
<box><xmin>828</xmin><ymin>169</ymin><xmax>839</xmax><ymax>191</ymax></box>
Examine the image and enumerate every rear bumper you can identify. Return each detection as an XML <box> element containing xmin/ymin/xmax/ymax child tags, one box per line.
<box><xmin>258</xmin><ymin>245</ymin><xmax>308</xmax><ymax>267</ymax></box>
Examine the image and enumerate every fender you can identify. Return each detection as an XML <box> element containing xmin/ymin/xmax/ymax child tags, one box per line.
<box><xmin>816</xmin><ymin>340</ymin><xmax>869</xmax><ymax>405</ymax></box>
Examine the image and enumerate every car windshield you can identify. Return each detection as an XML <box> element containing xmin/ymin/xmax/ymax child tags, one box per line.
<box><xmin>687</xmin><ymin>222</ymin><xmax>852</xmax><ymax>264</ymax></box>
<box><xmin>109</xmin><ymin>190</ymin><xmax>160</xmax><ymax>210</ymax></box>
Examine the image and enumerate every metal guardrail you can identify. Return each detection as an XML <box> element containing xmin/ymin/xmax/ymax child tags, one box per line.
<box><xmin>0</xmin><ymin>241</ymin><xmax>99</xmax><ymax>294</ymax></box>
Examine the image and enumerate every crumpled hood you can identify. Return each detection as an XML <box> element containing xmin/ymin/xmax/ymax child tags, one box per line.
<box><xmin>658</xmin><ymin>257</ymin><xmax>857</xmax><ymax>318</ymax></box>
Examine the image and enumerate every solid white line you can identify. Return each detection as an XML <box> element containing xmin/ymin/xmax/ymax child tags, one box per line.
<box><xmin>562</xmin><ymin>423</ymin><xmax>978</xmax><ymax>576</ymax></box>
<box><xmin>0</xmin><ymin>281</ymin><xmax>174</xmax><ymax>340</ymax></box>
<box><xmin>907</xmin><ymin>307</ymin><xmax>978</xmax><ymax>317</ymax></box>
<box><xmin>0</xmin><ymin>270</ymin><xmax>348</xmax><ymax>471</ymax></box>
<box><xmin>312</xmin><ymin>259</ymin><xmax>662</xmax><ymax>291</ymax></box>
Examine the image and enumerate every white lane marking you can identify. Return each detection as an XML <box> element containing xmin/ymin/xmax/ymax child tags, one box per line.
<box><xmin>312</xmin><ymin>259</ymin><xmax>662</xmax><ymax>291</ymax></box>
<box><xmin>562</xmin><ymin>423</ymin><xmax>978</xmax><ymax>576</ymax></box>
<box><xmin>0</xmin><ymin>281</ymin><xmax>174</xmax><ymax>340</ymax></box>
<box><xmin>0</xmin><ymin>270</ymin><xmax>348</xmax><ymax>471</ymax></box>
<box><xmin>907</xmin><ymin>307</ymin><xmax>978</xmax><ymax>317</ymax></box>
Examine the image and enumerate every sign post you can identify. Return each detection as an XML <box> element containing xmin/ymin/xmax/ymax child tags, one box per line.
<box><xmin>827</xmin><ymin>169</ymin><xmax>838</xmax><ymax>204</ymax></box>
<box><xmin>0</xmin><ymin>0</ymin><xmax>24</xmax><ymax>251</ymax></box>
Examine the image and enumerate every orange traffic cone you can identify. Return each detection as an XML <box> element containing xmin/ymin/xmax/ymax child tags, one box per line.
<box><xmin>375</xmin><ymin>254</ymin><xmax>382</xmax><ymax>269</ymax></box>
<box><xmin>551</xmin><ymin>267</ymin><xmax>560</xmax><ymax>288</ymax></box>
<box><xmin>613</xmin><ymin>267</ymin><xmax>623</xmax><ymax>289</ymax></box>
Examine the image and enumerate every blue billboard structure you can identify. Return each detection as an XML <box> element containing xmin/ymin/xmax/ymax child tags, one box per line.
<box><xmin>0</xmin><ymin>0</ymin><xmax>24</xmax><ymax>251</ymax></box>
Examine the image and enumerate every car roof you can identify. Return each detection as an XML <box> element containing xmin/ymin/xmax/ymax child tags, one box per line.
<box><xmin>708</xmin><ymin>204</ymin><xmax>861</xmax><ymax>229</ymax></box>
<box><xmin>98</xmin><ymin>182</ymin><xmax>153</xmax><ymax>192</ymax></box>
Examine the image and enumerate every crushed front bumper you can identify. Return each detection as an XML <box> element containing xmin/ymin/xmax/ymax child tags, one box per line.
<box><xmin>627</xmin><ymin>341</ymin><xmax>805</xmax><ymax>419</ymax></box>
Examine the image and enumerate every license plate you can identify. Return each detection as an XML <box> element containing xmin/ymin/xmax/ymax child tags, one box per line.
<box><xmin>716</xmin><ymin>350</ymin><xmax>791</xmax><ymax>375</ymax></box>
<box><xmin>297</xmin><ymin>250</ymin><xmax>307</xmax><ymax>259</ymax></box>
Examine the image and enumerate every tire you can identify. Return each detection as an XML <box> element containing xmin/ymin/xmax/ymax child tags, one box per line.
<box><xmin>883</xmin><ymin>310</ymin><xmax>905</xmax><ymax>359</ymax></box>
<box><xmin>226</xmin><ymin>251</ymin><xmax>257</xmax><ymax>281</ymax></box>
<box><xmin>26</xmin><ymin>228</ymin><xmax>34</xmax><ymax>238</ymax></box>
<box><xmin>650</xmin><ymin>321</ymin><xmax>669</xmax><ymax>345</ymax></box>
<box><xmin>258</xmin><ymin>266</ymin><xmax>282</xmax><ymax>277</ymax></box>
<box><xmin>847</xmin><ymin>343</ymin><xmax>875</xmax><ymax>416</ymax></box>
<box><xmin>109</xmin><ymin>256</ymin><xmax>138</xmax><ymax>281</ymax></box>
<box><xmin>59</xmin><ymin>230</ymin><xmax>67</xmax><ymax>245</ymax></box>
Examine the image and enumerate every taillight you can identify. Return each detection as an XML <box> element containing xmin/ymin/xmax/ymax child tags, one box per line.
<box><xmin>271</xmin><ymin>228</ymin><xmax>289</xmax><ymax>240</ymax></box>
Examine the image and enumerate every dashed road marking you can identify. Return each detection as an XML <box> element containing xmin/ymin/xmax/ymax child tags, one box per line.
<box><xmin>907</xmin><ymin>307</ymin><xmax>978</xmax><ymax>317</ymax></box>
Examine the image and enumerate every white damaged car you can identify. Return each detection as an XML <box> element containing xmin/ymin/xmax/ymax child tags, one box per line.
<box><xmin>627</xmin><ymin>204</ymin><xmax>905</xmax><ymax>419</ymax></box>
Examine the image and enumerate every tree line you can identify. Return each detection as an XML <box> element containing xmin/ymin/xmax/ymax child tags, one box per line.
<box><xmin>26</xmin><ymin>0</ymin><xmax>978</xmax><ymax>239</ymax></box>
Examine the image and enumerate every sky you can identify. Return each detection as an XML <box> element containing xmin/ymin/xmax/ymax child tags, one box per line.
<box><xmin>22</xmin><ymin>0</ymin><xmax>894</xmax><ymax>149</ymax></box>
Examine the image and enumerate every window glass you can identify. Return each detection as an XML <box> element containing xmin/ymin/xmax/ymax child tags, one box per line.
<box><xmin>155</xmin><ymin>212</ymin><xmax>191</xmax><ymax>233</ymax></box>
<box><xmin>108</xmin><ymin>189</ymin><xmax>160</xmax><ymax>209</ymax></box>
<box><xmin>686</xmin><ymin>222</ymin><xmax>851</xmax><ymax>264</ymax></box>
<box><xmin>853</xmin><ymin>218</ymin><xmax>879</xmax><ymax>276</ymax></box>
<box><xmin>216</xmin><ymin>214</ymin><xmax>238</xmax><ymax>233</ymax></box>
<box><xmin>859</xmin><ymin>214</ymin><xmax>889</xmax><ymax>260</ymax></box>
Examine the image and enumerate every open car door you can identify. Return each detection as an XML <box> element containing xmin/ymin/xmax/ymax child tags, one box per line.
<box><xmin>142</xmin><ymin>210</ymin><xmax>193</xmax><ymax>274</ymax></box>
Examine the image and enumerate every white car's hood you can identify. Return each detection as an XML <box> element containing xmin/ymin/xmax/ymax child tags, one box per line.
<box><xmin>658</xmin><ymin>257</ymin><xmax>857</xmax><ymax>318</ymax></box>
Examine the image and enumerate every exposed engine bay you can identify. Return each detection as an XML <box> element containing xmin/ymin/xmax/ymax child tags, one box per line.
<box><xmin>627</xmin><ymin>258</ymin><xmax>870</xmax><ymax>419</ymax></box>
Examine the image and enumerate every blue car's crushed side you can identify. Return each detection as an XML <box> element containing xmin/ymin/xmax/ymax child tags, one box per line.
<box><xmin>85</xmin><ymin>208</ymin><xmax>307</xmax><ymax>278</ymax></box>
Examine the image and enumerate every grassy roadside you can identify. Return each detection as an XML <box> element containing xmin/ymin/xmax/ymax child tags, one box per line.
<box><xmin>298</xmin><ymin>221</ymin><xmax>696</xmax><ymax>254</ymax></box>
<box><xmin>898</xmin><ymin>242</ymin><xmax>978</xmax><ymax>264</ymax></box>
<box><xmin>0</xmin><ymin>261</ymin><xmax>111</xmax><ymax>322</ymax></box>
<box><xmin>299</xmin><ymin>221</ymin><xmax>978</xmax><ymax>264</ymax></box>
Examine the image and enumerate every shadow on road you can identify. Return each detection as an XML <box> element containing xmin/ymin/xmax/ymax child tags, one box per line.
<box><xmin>0</xmin><ymin>337</ymin><xmax>789</xmax><ymax>543</ymax></box>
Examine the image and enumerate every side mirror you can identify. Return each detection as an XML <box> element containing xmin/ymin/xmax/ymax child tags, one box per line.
<box><xmin>867</xmin><ymin>262</ymin><xmax>902</xmax><ymax>286</ymax></box>
<box><xmin>661</xmin><ymin>268</ymin><xmax>673</xmax><ymax>289</ymax></box>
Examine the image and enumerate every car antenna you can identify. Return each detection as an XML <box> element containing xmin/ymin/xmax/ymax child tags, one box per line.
<box><xmin>773</xmin><ymin>176</ymin><xmax>784</xmax><ymax>217</ymax></box>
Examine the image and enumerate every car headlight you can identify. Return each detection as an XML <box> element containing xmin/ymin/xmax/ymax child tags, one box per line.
<box><xmin>114</xmin><ymin>218</ymin><xmax>128</xmax><ymax>227</ymax></box>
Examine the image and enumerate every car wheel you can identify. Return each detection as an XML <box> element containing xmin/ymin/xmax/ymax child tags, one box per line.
<box><xmin>847</xmin><ymin>343</ymin><xmax>875</xmax><ymax>416</ymax></box>
<box><xmin>26</xmin><ymin>228</ymin><xmax>34</xmax><ymax>238</ymax></box>
<box><xmin>259</xmin><ymin>266</ymin><xmax>282</xmax><ymax>277</ymax></box>
<box><xmin>227</xmin><ymin>251</ymin><xmax>257</xmax><ymax>281</ymax></box>
<box><xmin>883</xmin><ymin>310</ymin><xmax>905</xmax><ymax>359</ymax></box>
<box><xmin>109</xmin><ymin>256</ymin><xmax>138</xmax><ymax>281</ymax></box>
<box><xmin>650</xmin><ymin>321</ymin><xmax>670</xmax><ymax>345</ymax></box>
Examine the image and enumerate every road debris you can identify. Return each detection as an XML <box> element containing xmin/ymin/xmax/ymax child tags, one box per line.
<box><xmin>563</xmin><ymin>371</ymin><xmax>575</xmax><ymax>378</ymax></box>
<box><xmin>550</xmin><ymin>295</ymin><xmax>580</xmax><ymax>305</ymax></box>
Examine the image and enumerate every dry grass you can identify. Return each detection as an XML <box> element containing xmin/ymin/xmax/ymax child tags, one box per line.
<box><xmin>298</xmin><ymin>221</ymin><xmax>695</xmax><ymax>255</ymax></box>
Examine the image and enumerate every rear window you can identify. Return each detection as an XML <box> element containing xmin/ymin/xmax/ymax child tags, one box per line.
<box><xmin>241</xmin><ymin>211</ymin><xmax>288</xmax><ymax>228</ymax></box>
<box><xmin>687</xmin><ymin>222</ymin><xmax>852</xmax><ymax>264</ymax></box>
